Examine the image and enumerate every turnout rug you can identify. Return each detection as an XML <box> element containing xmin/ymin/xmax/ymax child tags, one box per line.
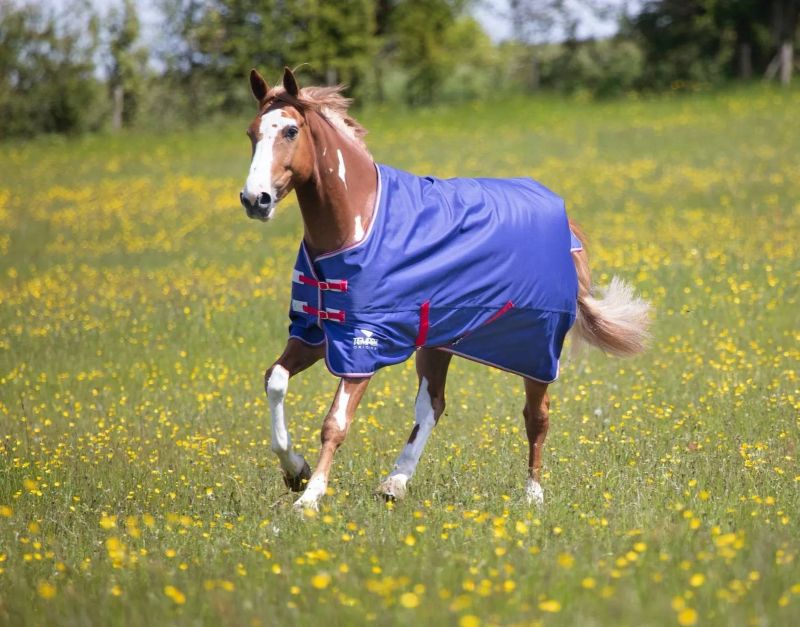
<box><xmin>288</xmin><ymin>164</ymin><xmax>581</xmax><ymax>382</ymax></box>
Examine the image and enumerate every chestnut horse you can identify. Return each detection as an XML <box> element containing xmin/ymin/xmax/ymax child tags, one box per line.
<box><xmin>240</xmin><ymin>68</ymin><xmax>650</xmax><ymax>511</ymax></box>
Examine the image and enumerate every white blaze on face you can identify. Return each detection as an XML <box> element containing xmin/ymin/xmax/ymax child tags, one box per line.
<box><xmin>243</xmin><ymin>109</ymin><xmax>297</xmax><ymax>209</ymax></box>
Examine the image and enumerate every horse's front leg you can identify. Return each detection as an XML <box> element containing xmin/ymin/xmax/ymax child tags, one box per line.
<box><xmin>376</xmin><ymin>349</ymin><xmax>452</xmax><ymax>500</ymax></box>
<box><xmin>265</xmin><ymin>338</ymin><xmax>325</xmax><ymax>491</ymax></box>
<box><xmin>294</xmin><ymin>376</ymin><xmax>371</xmax><ymax>511</ymax></box>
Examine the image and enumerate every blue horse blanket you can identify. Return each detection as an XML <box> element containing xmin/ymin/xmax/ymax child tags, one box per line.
<box><xmin>288</xmin><ymin>164</ymin><xmax>581</xmax><ymax>382</ymax></box>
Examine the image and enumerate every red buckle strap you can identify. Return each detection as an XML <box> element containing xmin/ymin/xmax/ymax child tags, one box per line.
<box><xmin>292</xmin><ymin>300</ymin><xmax>345</xmax><ymax>323</ymax></box>
<box><xmin>293</xmin><ymin>270</ymin><xmax>348</xmax><ymax>292</ymax></box>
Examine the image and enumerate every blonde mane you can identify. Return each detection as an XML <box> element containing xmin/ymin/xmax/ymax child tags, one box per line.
<box><xmin>265</xmin><ymin>84</ymin><xmax>368</xmax><ymax>150</ymax></box>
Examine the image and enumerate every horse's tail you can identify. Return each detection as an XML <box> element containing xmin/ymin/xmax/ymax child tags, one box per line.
<box><xmin>569</xmin><ymin>220</ymin><xmax>652</xmax><ymax>357</ymax></box>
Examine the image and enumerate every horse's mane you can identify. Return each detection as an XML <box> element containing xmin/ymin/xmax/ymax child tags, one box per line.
<box><xmin>265</xmin><ymin>84</ymin><xmax>368</xmax><ymax>150</ymax></box>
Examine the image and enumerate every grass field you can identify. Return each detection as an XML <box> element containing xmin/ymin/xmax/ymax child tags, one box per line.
<box><xmin>1</xmin><ymin>86</ymin><xmax>798</xmax><ymax>626</ymax></box>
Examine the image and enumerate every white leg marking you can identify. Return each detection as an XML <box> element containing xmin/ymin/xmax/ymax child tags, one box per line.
<box><xmin>267</xmin><ymin>365</ymin><xmax>306</xmax><ymax>476</ymax></box>
<box><xmin>336</xmin><ymin>148</ymin><xmax>347</xmax><ymax>189</ymax></box>
<box><xmin>525</xmin><ymin>477</ymin><xmax>544</xmax><ymax>506</ymax></box>
<box><xmin>294</xmin><ymin>474</ymin><xmax>327</xmax><ymax>511</ymax></box>
<box><xmin>332</xmin><ymin>384</ymin><xmax>350</xmax><ymax>431</ymax></box>
<box><xmin>378</xmin><ymin>378</ymin><xmax>435</xmax><ymax>499</ymax></box>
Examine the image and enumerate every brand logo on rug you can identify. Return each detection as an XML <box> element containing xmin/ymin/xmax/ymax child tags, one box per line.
<box><xmin>353</xmin><ymin>329</ymin><xmax>378</xmax><ymax>349</ymax></box>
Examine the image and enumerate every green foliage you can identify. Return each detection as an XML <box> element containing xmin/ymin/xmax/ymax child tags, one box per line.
<box><xmin>629</xmin><ymin>0</ymin><xmax>791</xmax><ymax>88</ymax></box>
<box><xmin>1</xmin><ymin>0</ymin><xmax>799</xmax><ymax>138</ymax></box>
<box><xmin>543</xmin><ymin>39</ymin><xmax>644</xmax><ymax>97</ymax></box>
<box><xmin>0</xmin><ymin>1</ymin><xmax>104</xmax><ymax>138</ymax></box>
<box><xmin>388</xmin><ymin>0</ymin><xmax>459</xmax><ymax>104</ymax></box>
<box><xmin>154</xmin><ymin>0</ymin><xmax>377</xmax><ymax>115</ymax></box>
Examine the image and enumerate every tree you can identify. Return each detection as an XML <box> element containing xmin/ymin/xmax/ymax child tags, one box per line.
<box><xmin>631</xmin><ymin>0</ymin><xmax>798</xmax><ymax>88</ymax></box>
<box><xmin>0</xmin><ymin>1</ymin><xmax>103</xmax><ymax>138</ymax></box>
<box><xmin>765</xmin><ymin>0</ymin><xmax>799</xmax><ymax>85</ymax></box>
<box><xmin>387</xmin><ymin>0</ymin><xmax>466</xmax><ymax>104</ymax></box>
<box><xmin>108</xmin><ymin>0</ymin><xmax>147</xmax><ymax>129</ymax></box>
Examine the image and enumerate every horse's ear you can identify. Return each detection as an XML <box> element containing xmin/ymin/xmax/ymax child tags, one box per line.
<box><xmin>283</xmin><ymin>67</ymin><xmax>299</xmax><ymax>98</ymax></box>
<box><xmin>250</xmin><ymin>68</ymin><xmax>269</xmax><ymax>104</ymax></box>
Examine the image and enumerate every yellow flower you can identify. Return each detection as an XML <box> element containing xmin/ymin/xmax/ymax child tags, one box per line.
<box><xmin>677</xmin><ymin>608</ymin><xmax>698</xmax><ymax>625</ymax></box>
<box><xmin>311</xmin><ymin>573</ymin><xmax>331</xmax><ymax>589</ymax></box>
<box><xmin>37</xmin><ymin>581</ymin><xmax>57</xmax><ymax>599</ymax></box>
<box><xmin>164</xmin><ymin>585</ymin><xmax>186</xmax><ymax>605</ymax></box>
<box><xmin>459</xmin><ymin>615</ymin><xmax>480</xmax><ymax>627</ymax></box>
<box><xmin>558</xmin><ymin>553</ymin><xmax>575</xmax><ymax>569</ymax></box>
<box><xmin>581</xmin><ymin>577</ymin><xmax>596</xmax><ymax>589</ymax></box>
<box><xmin>399</xmin><ymin>592</ymin><xmax>420</xmax><ymax>608</ymax></box>
<box><xmin>689</xmin><ymin>573</ymin><xmax>705</xmax><ymax>587</ymax></box>
<box><xmin>539</xmin><ymin>599</ymin><xmax>561</xmax><ymax>613</ymax></box>
<box><xmin>0</xmin><ymin>505</ymin><xmax>13</xmax><ymax>517</ymax></box>
<box><xmin>99</xmin><ymin>514</ymin><xmax>117</xmax><ymax>530</ymax></box>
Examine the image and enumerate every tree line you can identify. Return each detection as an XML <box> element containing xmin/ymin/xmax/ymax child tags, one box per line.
<box><xmin>1</xmin><ymin>0</ymin><xmax>797</xmax><ymax>139</ymax></box>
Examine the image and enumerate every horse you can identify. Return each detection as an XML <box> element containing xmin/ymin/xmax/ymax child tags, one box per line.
<box><xmin>239</xmin><ymin>67</ymin><xmax>651</xmax><ymax>511</ymax></box>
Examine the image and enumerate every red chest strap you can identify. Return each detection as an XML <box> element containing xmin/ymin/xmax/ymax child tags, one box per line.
<box><xmin>293</xmin><ymin>270</ymin><xmax>348</xmax><ymax>292</ymax></box>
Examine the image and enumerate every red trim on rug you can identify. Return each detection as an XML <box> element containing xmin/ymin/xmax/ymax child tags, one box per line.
<box><xmin>415</xmin><ymin>301</ymin><xmax>430</xmax><ymax>347</ymax></box>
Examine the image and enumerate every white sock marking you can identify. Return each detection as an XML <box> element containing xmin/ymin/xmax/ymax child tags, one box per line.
<box><xmin>390</xmin><ymin>377</ymin><xmax>435</xmax><ymax>479</ymax></box>
<box><xmin>333</xmin><ymin>384</ymin><xmax>350</xmax><ymax>431</ymax></box>
<box><xmin>295</xmin><ymin>475</ymin><xmax>327</xmax><ymax>510</ymax></box>
<box><xmin>267</xmin><ymin>365</ymin><xmax>305</xmax><ymax>476</ymax></box>
<box><xmin>525</xmin><ymin>478</ymin><xmax>544</xmax><ymax>506</ymax></box>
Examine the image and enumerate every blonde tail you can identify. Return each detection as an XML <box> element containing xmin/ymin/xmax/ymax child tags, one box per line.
<box><xmin>570</xmin><ymin>221</ymin><xmax>652</xmax><ymax>357</ymax></box>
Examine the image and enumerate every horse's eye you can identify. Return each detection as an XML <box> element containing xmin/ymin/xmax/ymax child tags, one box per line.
<box><xmin>284</xmin><ymin>126</ymin><xmax>299</xmax><ymax>140</ymax></box>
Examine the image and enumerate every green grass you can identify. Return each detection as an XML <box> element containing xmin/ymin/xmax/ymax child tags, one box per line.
<box><xmin>1</xmin><ymin>85</ymin><xmax>798</xmax><ymax>626</ymax></box>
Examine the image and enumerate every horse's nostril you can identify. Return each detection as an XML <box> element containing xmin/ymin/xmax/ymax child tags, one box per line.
<box><xmin>258</xmin><ymin>192</ymin><xmax>272</xmax><ymax>207</ymax></box>
<box><xmin>240</xmin><ymin>191</ymin><xmax>252</xmax><ymax>209</ymax></box>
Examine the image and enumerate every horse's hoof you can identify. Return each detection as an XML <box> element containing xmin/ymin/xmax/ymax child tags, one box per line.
<box><xmin>375</xmin><ymin>475</ymin><xmax>408</xmax><ymax>502</ymax></box>
<box><xmin>292</xmin><ymin>496</ymin><xmax>319</xmax><ymax>514</ymax></box>
<box><xmin>283</xmin><ymin>460</ymin><xmax>312</xmax><ymax>492</ymax></box>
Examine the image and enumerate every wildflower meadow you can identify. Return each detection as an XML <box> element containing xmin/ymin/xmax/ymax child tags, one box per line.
<box><xmin>1</xmin><ymin>86</ymin><xmax>798</xmax><ymax>625</ymax></box>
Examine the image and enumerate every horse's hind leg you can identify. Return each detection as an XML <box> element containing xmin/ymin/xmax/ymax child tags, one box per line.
<box><xmin>523</xmin><ymin>379</ymin><xmax>550</xmax><ymax>505</ymax></box>
<box><xmin>376</xmin><ymin>349</ymin><xmax>452</xmax><ymax>500</ymax></box>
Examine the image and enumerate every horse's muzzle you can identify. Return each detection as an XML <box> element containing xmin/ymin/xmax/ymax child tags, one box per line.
<box><xmin>240</xmin><ymin>191</ymin><xmax>274</xmax><ymax>221</ymax></box>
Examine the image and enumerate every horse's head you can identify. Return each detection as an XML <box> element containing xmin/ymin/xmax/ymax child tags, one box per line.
<box><xmin>240</xmin><ymin>68</ymin><xmax>313</xmax><ymax>222</ymax></box>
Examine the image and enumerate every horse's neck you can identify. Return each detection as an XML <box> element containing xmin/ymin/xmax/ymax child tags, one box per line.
<box><xmin>296</xmin><ymin>111</ymin><xmax>377</xmax><ymax>257</ymax></box>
